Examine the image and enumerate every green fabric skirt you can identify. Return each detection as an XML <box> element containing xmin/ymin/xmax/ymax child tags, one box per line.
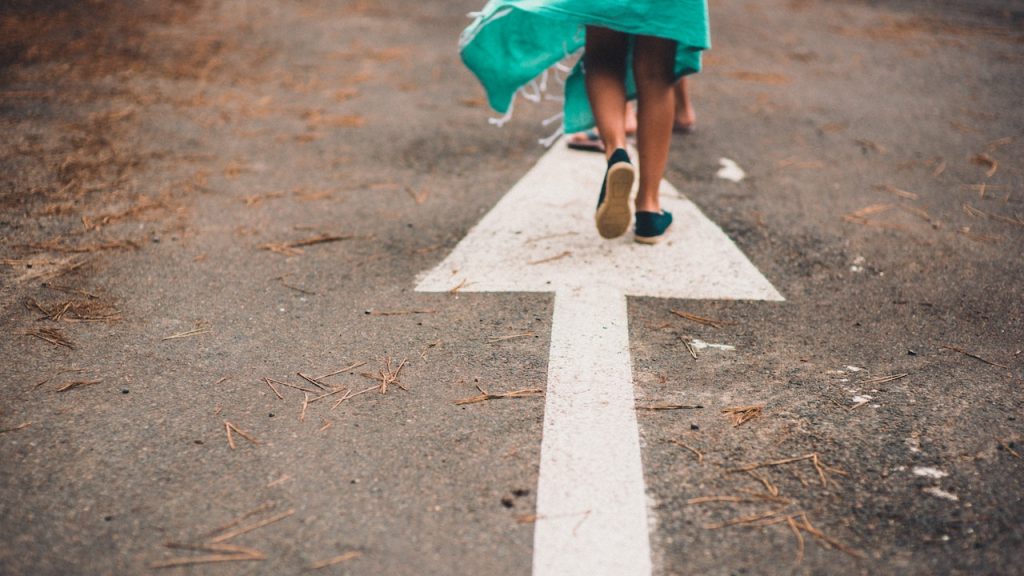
<box><xmin>459</xmin><ymin>0</ymin><xmax>710</xmax><ymax>134</ymax></box>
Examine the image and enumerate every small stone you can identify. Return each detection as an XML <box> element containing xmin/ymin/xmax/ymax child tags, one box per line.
<box><xmin>690</xmin><ymin>424</ymin><xmax>700</xmax><ymax>431</ymax></box>
<box><xmin>121</xmin><ymin>388</ymin><xmax>130</xmax><ymax>394</ymax></box>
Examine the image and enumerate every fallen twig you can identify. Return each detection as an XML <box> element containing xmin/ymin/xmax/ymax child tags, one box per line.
<box><xmin>316</xmin><ymin>361</ymin><xmax>367</xmax><ymax>380</ymax></box>
<box><xmin>35</xmin><ymin>368</ymin><xmax>85</xmax><ymax>388</ymax></box>
<box><xmin>487</xmin><ymin>332</ymin><xmax>535</xmax><ymax>343</ymax></box>
<box><xmin>842</xmin><ymin>203</ymin><xmax>894</xmax><ymax>223</ymax></box>
<box><xmin>365</xmin><ymin>309</ymin><xmax>436</xmax><ymax>316</ymax></box>
<box><xmin>24</xmin><ymin>328</ymin><xmax>75</xmax><ymax>349</ymax></box>
<box><xmin>791</xmin><ymin>512</ymin><xmax>865</xmax><ymax>559</ymax></box>
<box><xmin>704</xmin><ymin>507</ymin><xmax>792</xmax><ymax>530</ymax></box>
<box><xmin>786</xmin><ymin>515</ymin><xmax>805</xmax><ymax>564</ymax></box>
<box><xmin>455</xmin><ymin>385</ymin><xmax>543</xmax><ymax>405</ymax></box>
<box><xmin>670</xmin><ymin>309</ymin><xmax>723</xmax><ymax>329</ymax></box>
<box><xmin>0</xmin><ymin>422</ymin><xmax>31</xmax><ymax>434</ymax></box>
<box><xmin>668</xmin><ymin>439</ymin><xmax>704</xmax><ymax>464</ymax></box>
<box><xmin>686</xmin><ymin>494</ymin><xmax>791</xmax><ymax>506</ymax></box>
<box><xmin>208</xmin><ymin>510</ymin><xmax>294</xmax><ymax>543</ymax></box>
<box><xmin>874</xmin><ymin>184</ymin><xmax>918</xmax><ymax>200</ymax></box>
<box><xmin>162</xmin><ymin>324</ymin><xmax>211</xmax><ymax>341</ymax></box>
<box><xmin>962</xmin><ymin>203</ymin><xmax>1024</xmax><ymax>228</ymax></box>
<box><xmin>681</xmin><ymin>337</ymin><xmax>697</xmax><ymax>360</ymax></box>
<box><xmin>528</xmin><ymin>251</ymin><xmax>572</xmax><ymax>265</ymax></box>
<box><xmin>268</xmin><ymin>377</ymin><xmax>317</xmax><ymax>394</ymax></box>
<box><xmin>727</xmin><ymin>453</ymin><xmax>840</xmax><ymax>487</ymax></box>
<box><xmin>997</xmin><ymin>437</ymin><xmax>1021</xmax><ymax>459</ymax></box>
<box><xmin>297</xmin><ymin>372</ymin><xmax>329</xmax><ymax>390</ymax></box>
<box><xmin>224</xmin><ymin>421</ymin><xmax>258</xmax><ymax>449</ymax></box>
<box><xmin>361</xmin><ymin>357</ymin><xmax>408</xmax><ymax>394</ymax></box>
<box><xmin>150</xmin><ymin>551</ymin><xmax>264</xmax><ymax>569</ymax></box>
<box><xmin>971</xmin><ymin>153</ymin><xmax>998</xmax><ymax>178</ymax></box>
<box><xmin>260</xmin><ymin>233</ymin><xmax>353</xmax><ymax>256</ymax></box>
<box><xmin>308</xmin><ymin>551</ymin><xmax>362</xmax><ymax>570</ymax></box>
<box><xmin>330</xmin><ymin>384</ymin><xmax>378</xmax><ymax>410</ymax></box>
<box><xmin>722</xmin><ymin>405</ymin><xmax>764</xmax><ymax>427</ymax></box>
<box><xmin>859</xmin><ymin>373</ymin><xmax>908</xmax><ymax>385</ymax></box>
<box><xmin>941</xmin><ymin>345</ymin><xmax>1009</xmax><ymax>369</ymax></box>
<box><xmin>151</xmin><ymin>508</ymin><xmax>294</xmax><ymax>569</ymax></box>
<box><xmin>55</xmin><ymin>379</ymin><xmax>103</xmax><ymax>392</ymax></box>
<box><xmin>748</xmin><ymin>469</ymin><xmax>779</xmax><ymax>497</ymax></box>
<box><xmin>263</xmin><ymin>377</ymin><xmax>284</xmax><ymax>400</ymax></box>
<box><xmin>419</xmin><ymin>340</ymin><xmax>441</xmax><ymax>359</ymax></box>
<box><xmin>637</xmin><ymin>403</ymin><xmax>703</xmax><ymax>411</ymax></box>
<box><xmin>309</xmin><ymin>387</ymin><xmax>349</xmax><ymax>404</ymax></box>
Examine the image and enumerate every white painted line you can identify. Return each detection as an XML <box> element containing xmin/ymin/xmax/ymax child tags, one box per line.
<box><xmin>416</xmin><ymin>144</ymin><xmax>784</xmax><ymax>575</ymax></box>
<box><xmin>533</xmin><ymin>286</ymin><xmax>650</xmax><ymax>576</ymax></box>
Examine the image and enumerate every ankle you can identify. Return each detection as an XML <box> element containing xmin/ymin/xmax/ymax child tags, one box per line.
<box><xmin>635</xmin><ymin>200</ymin><xmax>660</xmax><ymax>213</ymax></box>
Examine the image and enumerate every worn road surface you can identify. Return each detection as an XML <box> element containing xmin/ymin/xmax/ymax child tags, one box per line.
<box><xmin>1</xmin><ymin>0</ymin><xmax>1022</xmax><ymax>574</ymax></box>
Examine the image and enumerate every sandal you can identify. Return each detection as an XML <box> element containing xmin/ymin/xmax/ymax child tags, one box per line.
<box><xmin>567</xmin><ymin>130</ymin><xmax>605</xmax><ymax>153</ymax></box>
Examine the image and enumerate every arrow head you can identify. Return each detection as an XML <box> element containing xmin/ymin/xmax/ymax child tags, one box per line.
<box><xmin>417</xmin><ymin>144</ymin><xmax>783</xmax><ymax>301</ymax></box>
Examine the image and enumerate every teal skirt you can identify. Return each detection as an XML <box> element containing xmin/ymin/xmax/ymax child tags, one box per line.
<box><xmin>459</xmin><ymin>0</ymin><xmax>710</xmax><ymax>134</ymax></box>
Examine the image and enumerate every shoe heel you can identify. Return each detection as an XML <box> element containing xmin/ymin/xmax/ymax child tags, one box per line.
<box><xmin>596</xmin><ymin>163</ymin><xmax>635</xmax><ymax>239</ymax></box>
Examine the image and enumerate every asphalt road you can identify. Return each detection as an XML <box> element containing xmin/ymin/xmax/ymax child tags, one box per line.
<box><xmin>1</xmin><ymin>0</ymin><xmax>1022</xmax><ymax>574</ymax></box>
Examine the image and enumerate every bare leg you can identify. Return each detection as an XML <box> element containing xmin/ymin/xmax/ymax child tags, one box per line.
<box><xmin>624</xmin><ymin>102</ymin><xmax>638</xmax><ymax>135</ymax></box>
<box><xmin>674</xmin><ymin>77</ymin><xmax>696</xmax><ymax>131</ymax></box>
<box><xmin>584</xmin><ymin>26</ymin><xmax>629</xmax><ymax>160</ymax></box>
<box><xmin>633</xmin><ymin>34</ymin><xmax>677</xmax><ymax>212</ymax></box>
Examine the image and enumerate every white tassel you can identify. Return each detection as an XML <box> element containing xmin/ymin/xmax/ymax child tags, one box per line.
<box><xmin>538</xmin><ymin>125</ymin><xmax>564</xmax><ymax>148</ymax></box>
<box><xmin>488</xmin><ymin>94</ymin><xmax>515</xmax><ymax>127</ymax></box>
<box><xmin>542</xmin><ymin>111</ymin><xmax>564</xmax><ymax>127</ymax></box>
<box><xmin>520</xmin><ymin>79</ymin><xmax>542</xmax><ymax>103</ymax></box>
<box><xmin>478</xmin><ymin>48</ymin><xmax>583</xmax><ymax>143</ymax></box>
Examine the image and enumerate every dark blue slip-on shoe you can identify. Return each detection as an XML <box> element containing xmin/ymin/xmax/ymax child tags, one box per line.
<box><xmin>634</xmin><ymin>210</ymin><xmax>673</xmax><ymax>244</ymax></box>
<box><xmin>595</xmin><ymin>148</ymin><xmax>635</xmax><ymax>239</ymax></box>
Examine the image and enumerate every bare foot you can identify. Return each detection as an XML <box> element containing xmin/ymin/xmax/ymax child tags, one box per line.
<box><xmin>673</xmin><ymin>78</ymin><xmax>696</xmax><ymax>133</ymax></box>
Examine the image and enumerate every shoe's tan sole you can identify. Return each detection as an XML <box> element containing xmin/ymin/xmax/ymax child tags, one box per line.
<box><xmin>634</xmin><ymin>223</ymin><xmax>671</xmax><ymax>245</ymax></box>
<box><xmin>595</xmin><ymin>163</ymin><xmax>635</xmax><ymax>239</ymax></box>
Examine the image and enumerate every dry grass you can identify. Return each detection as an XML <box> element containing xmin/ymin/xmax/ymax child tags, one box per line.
<box><xmin>722</xmin><ymin>405</ymin><xmax>764</xmax><ymax>427</ymax></box>
<box><xmin>27</xmin><ymin>298</ymin><xmax>121</xmax><ymax>322</ymax></box>
<box><xmin>23</xmin><ymin>327</ymin><xmax>75</xmax><ymax>349</ymax></box>
<box><xmin>151</xmin><ymin>507</ymin><xmax>293</xmax><ymax>569</ymax></box>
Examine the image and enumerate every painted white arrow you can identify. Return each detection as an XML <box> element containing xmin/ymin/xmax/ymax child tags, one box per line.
<box><xmin>416</xmin><ymin>144</ymin><xmax>783</xmax><ymax>576</ymax></box>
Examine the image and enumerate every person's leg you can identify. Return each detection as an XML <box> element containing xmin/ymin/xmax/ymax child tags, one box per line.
<box><xmin>673</xmin><ymin>77</ymin><xmax>696</xmax><ymax>132</ymax></box>
<box><xmin>565</xmin><ymin>100</ymin><xmax>638</xmax><ymax>154</ymax></box>
<box><xmin>624</xmin><ymin>102</ymin><xmax>638</xmax><ymax>135</ymax></box>
<box><xmin>633</xmin><ymin>34</ymin><xmax>677</xmax><ymax>213</ymax></box>
<box><xmin>584</xmin><ymin>26</ymin><xmax>629</xmax><ymax>160</ymax></box>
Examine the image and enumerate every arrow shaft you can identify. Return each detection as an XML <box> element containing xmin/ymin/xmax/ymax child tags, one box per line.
<box><xmin>533</xmin><ymin>287</ymin><xmax>651</xmax><ymax>576</ymax></box>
